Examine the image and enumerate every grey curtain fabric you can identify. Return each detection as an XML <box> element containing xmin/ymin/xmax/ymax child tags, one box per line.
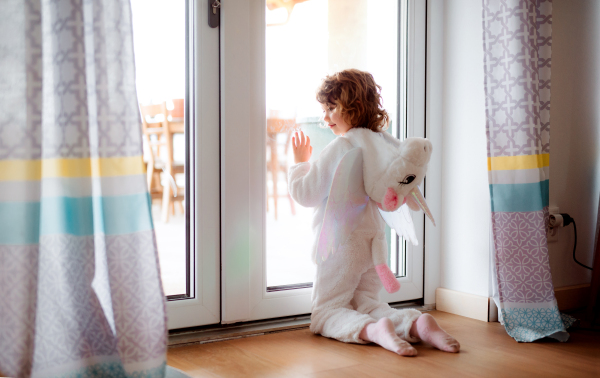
<box><xmin>0</xmin><ymin>1</ymin><xmax>167</xmax><ymax>376</ymax></box>
<box><xmin>482</xmin><ymin>0</ymin><xmax>574</xmax><ymax>342</ymax></box>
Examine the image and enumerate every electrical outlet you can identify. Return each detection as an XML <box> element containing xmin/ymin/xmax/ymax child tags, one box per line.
<box><xmin>547</xmin><ymin>206</ymin><xmax>559</xmax><ymax>243</ymax></box>
<box><xmin>547</xmin><ymin>227</ymin><xmax>558</xmax><ymax>243</ymax></box>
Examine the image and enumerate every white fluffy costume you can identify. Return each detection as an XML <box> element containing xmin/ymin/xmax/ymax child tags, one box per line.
<box><xmin>288</xmin><ymin>128</ymin><xmax>432</xmax><ymax>344</ymax></box>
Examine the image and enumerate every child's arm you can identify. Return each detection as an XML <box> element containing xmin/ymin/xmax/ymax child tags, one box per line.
<box><xmin>288</xmin><ymin>133</ymin><xmax>353</xmax><ymax>208</ymax></box>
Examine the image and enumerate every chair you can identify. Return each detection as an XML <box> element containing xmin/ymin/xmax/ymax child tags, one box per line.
<box><xmin>169</xmin><ymin>98</ymin><xmax>185</xmax><ymax>120</ymax></box>
<box><xmin>266</xmin><ymin>113</ymin><xmax>296</xmax><ymax>220</ymax></box>
<box><xmin>140</xmin><ymin>102</ymin><xmax>185</xmax><ymax>223</ymax></box>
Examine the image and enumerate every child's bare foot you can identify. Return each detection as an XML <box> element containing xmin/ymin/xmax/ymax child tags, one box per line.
<box><xmin>410</xmin><ymin>313</ymin><xmax>460</xmax><ymax>353</ymax></box>
<box><xmin>360</xmin><ymin>318</ymin><xmax>417</xmax><ymax>356</ymax></box>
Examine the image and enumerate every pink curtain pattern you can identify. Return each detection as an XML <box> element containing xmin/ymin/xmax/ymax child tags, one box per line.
<box><xmin>482</xmin><ymin>0</ymin><xmax>574</xmax><ymax>342</ymax></box>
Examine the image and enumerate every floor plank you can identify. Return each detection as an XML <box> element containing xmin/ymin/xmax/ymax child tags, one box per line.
<box><xmin>226</xmin><ymin>330</ymin><xmax>358</xmax><ymax>375</ymax></box>
<box><xmin>169</xmin><ymin>340</ymin><xmax>304</xmax><ymax>378</ymax></box>
<box><xmin>168</xmin><ymin>311</ymin><xmax>600</xmax><ymax>378</ymax></box>
<box><xmin>167</xmin><ymin>353</ymin><xmax>220</xmax><ymax>378</ymax></box>
<box><xmin>305</xmin><ymin>364</ymin><xmax>402</xmax><ymax>378</ymax></box>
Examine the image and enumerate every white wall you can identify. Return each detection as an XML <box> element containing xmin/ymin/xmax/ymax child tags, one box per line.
<box><xmin>436</xmin><ymin>0</ymin><xmax>599</xmax><ymax>296</ymax></box>
<box><xmin>438</xmin><ymin>0</ymin><xmax>490</xmax><ymax>297</ymax></box>
<box><xmin>548</xmin><ymin>0</ymin><xmax>599</xmax><ymax>286</ymax></box>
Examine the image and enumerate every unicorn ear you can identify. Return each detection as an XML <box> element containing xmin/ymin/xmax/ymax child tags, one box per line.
<box><xmin>316</xmin><ymin>148</ymin><xmax>369</xmax><ymax>263</ymax></box>
<box><xmin>405</xmin><ymin>193</ymin><xmax>420</xmax><ymax>211</ymax></box>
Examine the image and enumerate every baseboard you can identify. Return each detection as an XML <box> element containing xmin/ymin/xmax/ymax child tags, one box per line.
<box><xmin>435</xmin><ymin>288</ymin><xmax>492</xmax><ymax>322</ymax></box>
<box><xmin>554</xmin><ymin>284</ymin><xmax>591</xmax><ymax>311</ymax></box>
<box><xmin>436</xmin><ymin>284</ymin><xmax>591</xmax><ymax>322</ymax></box>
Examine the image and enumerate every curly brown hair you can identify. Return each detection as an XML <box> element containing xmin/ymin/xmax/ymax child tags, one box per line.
<box><xmin>316</xmin><ymin>69</ymin><xmax>389</xmax><ymax>132</ymax></box>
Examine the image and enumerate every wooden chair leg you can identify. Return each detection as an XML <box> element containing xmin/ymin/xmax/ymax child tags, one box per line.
<box><xmin>287</xmin><ymin>193</ymin><xmax>296</xmax><ymax>216</ymax></box>
<box><xmin>161</xmin><ymin>173</ymin><xmax>172</xmax><ymax>223</ymax></box>
<box><xmin>269</xmin><ymin>137</ymin><xmax>279</xmax><ymax>220</ymax></box>
<box><xmin>266</xmin><ymin>172</ymin><xmax>269</xmax><ymax>213</ymax></box>
<box><xmin>283</xmin><ymin>169</ymin><xmax>295</xmax><ymax>216</ymax></box>
<box><xmin>146</xmin><ymin>163</ymin><xmax>153</xmax><ymax>191</ymax></box>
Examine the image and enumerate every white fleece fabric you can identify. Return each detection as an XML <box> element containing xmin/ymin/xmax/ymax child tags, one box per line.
<box><xmin>288</xmin><ymin>128</ymin><xmax>422</xmax><ymax>344</ymax></box>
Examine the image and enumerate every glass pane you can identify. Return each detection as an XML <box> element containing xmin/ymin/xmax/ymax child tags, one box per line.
<box><xmin>265</xmin><ymin>0</ymin><xmax>402</xmax><ymax>289</ymax></box>
<box><xmin>131</xmin><ymin>0</ymin><xmax>187</xmax><ymax>297</ymax></box>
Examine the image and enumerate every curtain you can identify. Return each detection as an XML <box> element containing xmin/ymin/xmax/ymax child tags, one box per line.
<box><xmin>0</xmin><ymin>1</ymin><xmax>167</xmax><ymax>376</ymax></box>
<box><xmin>482</xmin><ymin>0</ymin><xmax>574</xmax><ymax>342</ymax></box>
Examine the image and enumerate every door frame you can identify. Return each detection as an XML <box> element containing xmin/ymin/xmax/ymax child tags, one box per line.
<box><xmin>220</xmin><ymin>0</ymin><xmax>429</xmax><ymax>324</ymax></box>
<box><xmin>166</xmin><ymin>0</ymin><xmax>221</xmax><ymax>330</ymax></box>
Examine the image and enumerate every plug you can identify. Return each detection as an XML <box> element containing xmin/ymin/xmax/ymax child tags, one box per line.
<box><xmin>560</xmin><ymin>213</ymin><xmax>573</xmax><ymax>227</ymax></box>
<box><xmin>547</xmin><ymin>207</ymin><xmax>559</xmax><ymax>242</ymax></box>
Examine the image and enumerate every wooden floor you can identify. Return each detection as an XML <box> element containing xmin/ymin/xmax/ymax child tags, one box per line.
<box><xmin>167</xmin><ymin>311</ymin><xmax>600</xmax><ymax>378</ymax></box>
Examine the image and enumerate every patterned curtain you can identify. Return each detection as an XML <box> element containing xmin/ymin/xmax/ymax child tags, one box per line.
<box><xmin>0</xmin><ymin>1</ymin><xmax>167</xmax><ymax>377</ymax></box>
<box><xmin>482</xmin><ymin>0</ymin><xmax>574</xmax><ymax>342</ymax></box>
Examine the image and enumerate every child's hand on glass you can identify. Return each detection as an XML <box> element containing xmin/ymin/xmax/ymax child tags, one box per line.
<box><xmin>292</xmin><ymin>130</ymin><xmax>312</xmax><ymax>164</ymax></box>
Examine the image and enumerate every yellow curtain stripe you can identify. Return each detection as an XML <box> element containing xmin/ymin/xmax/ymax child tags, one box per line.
<box><xmin>0</xmin><ymin>156</ymin><xmax>145</xmax><ymax>181</ymax></box>
<box><xmin>487</xmin><ymin>154</ymin><xmax>549</xmax><ymax>171</ymax></box>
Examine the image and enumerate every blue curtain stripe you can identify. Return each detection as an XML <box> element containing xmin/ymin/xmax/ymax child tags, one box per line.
<box><xmin>0</xmin><ymin>194</ymin><xmax>154</xmax><ymax>244</ymax></box>
<box><xmin>489</xmin><ymin>180</ymin><xmax>549</xmax><ymax>212</ymax></box>
<box><xmin>0</xmin><ymin>202</ymin><xmax>41</xmax><ymax>245</ymax></box>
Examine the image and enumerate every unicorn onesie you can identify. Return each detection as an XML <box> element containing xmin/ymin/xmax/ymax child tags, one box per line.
<box><xmin>288</xmin><ymin>127</ymin><xmax>433</xmax><ymax>344</ymax></box>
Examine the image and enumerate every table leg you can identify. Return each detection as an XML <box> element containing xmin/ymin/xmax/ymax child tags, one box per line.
<box><xmin>161</xmin><ymin>167</ymin><xmax>172</xmax><ymax>223</ymax></box>
<box><xmin>269</xmin><ymin>135</ymin><xmax>279</xmax><ymax>220</ymax></box>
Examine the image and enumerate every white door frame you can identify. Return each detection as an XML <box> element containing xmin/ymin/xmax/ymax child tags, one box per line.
<box><xmin>220</xmin><ymin>0</ymin><xmax>428</xmax><ymax>324</ymax></box>
<box><xmin>424</xmin><ymin>0</ymin><xmax>444</xmax><ymax>306</ymax></box>
<box><xmin>166</xmin><ymin>0</ymin><xmax>221</xmax><ymax>330</ymax></box>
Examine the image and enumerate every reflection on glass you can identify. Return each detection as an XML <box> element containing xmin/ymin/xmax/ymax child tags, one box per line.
<box><xmin>266</xmin><ymin>0</ymin><xmax>401</xmax><ymax>288</ymax></box>
<box><xmin>131</xmin><ymin>0</ymin><xmax>187</xmax><ymax>297</ymax></box>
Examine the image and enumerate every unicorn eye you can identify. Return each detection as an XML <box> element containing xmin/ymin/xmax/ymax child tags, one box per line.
<box><xmin>398</xmin><ymin>175</ymin><xmax>416</xmax><ymax>186</ymax></box>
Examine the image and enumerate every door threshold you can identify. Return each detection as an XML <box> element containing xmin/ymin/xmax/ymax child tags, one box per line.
<box><xmin>168</xmin><ymin>301</ymin><xmax>428</xmax><ymax>347</ymax></box>
<box><xmin>169</xmin><ymin>313</ymin><xmax>311</xmax><ymax>347</ymax></box>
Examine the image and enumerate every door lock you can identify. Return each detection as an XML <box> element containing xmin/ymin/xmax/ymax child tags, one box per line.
<box><xmin>208</xmin><ymin>0</ymin><xmax>220</xmax><ymax>28</ymax></box>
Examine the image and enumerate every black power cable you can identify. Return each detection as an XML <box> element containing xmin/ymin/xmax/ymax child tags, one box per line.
<box><xmin>559</xmin><ymin>213</ymin><xmax>593</xmax><ymax>271</ymax></box>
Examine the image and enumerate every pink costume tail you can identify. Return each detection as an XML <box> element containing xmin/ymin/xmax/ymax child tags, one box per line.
<box><xmin>375</xmin><ymin>264</ymin><xmax>401</xmax><ymax>293</ymax></box>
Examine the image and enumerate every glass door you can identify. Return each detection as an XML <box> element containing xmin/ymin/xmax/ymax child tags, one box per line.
<box><xmin>221</xmin><ymin>0</ymin><xmax>426</xmax><ymax>323</ymax></box>
<box><xmin>132</xmin><ymin>0</ymin><xmax>220</xmax><ymax>329</ymax></box>
<box><xmin>265</xmin><ymin>0</ymin><xmax>404</xmax><ymax>291</ymax></box>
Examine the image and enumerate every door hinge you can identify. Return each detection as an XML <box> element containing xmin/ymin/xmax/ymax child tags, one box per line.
<box><xmin>208</xmin><ymin>0</ymin><xmax>220</xmax><ymax>28</ymax></box>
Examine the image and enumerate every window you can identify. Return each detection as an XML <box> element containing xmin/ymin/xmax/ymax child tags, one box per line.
<box><xmin>265</xmin><ymin>0</ymin><xmax>404</xmax><ymax>291</ymax></box>
<box><xmin>132</xmin><ymin>0</ymin><xmax>220</xmax><ymax>329</ymax></box>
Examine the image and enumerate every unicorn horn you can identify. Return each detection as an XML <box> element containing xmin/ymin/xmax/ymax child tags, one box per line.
<box><xmin>409</xmin><ymin>186</ymin><xmax>436</xmax><ymax>226</ymax></box>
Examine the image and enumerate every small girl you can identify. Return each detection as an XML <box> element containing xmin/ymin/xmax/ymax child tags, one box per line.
<box><xmin>288</xmin><ymin>69</ymin><xmax>460</xmax><ymax>356</ymax></box>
